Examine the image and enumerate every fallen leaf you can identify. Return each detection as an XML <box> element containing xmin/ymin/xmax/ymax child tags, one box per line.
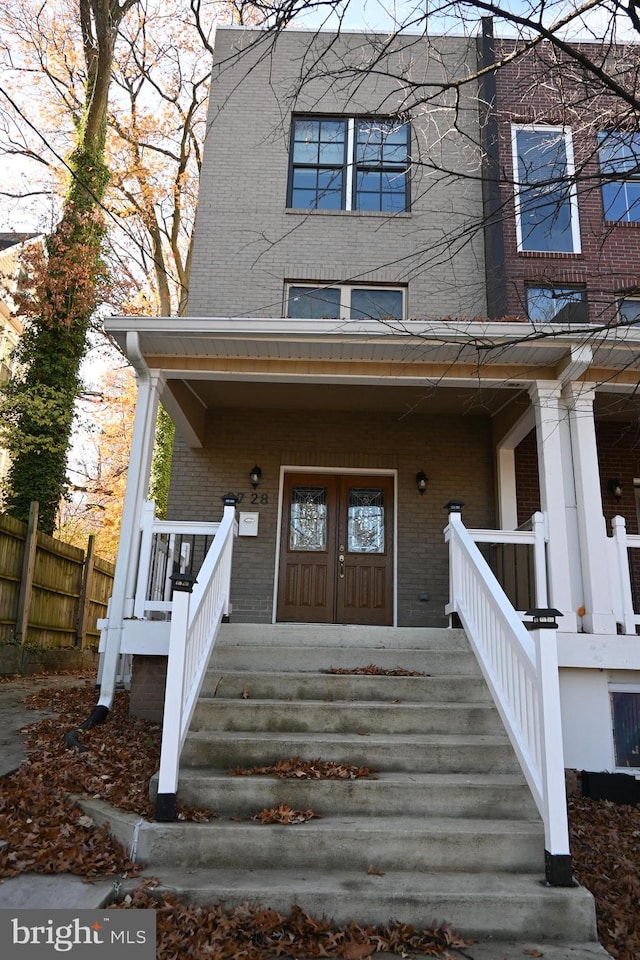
<box><xmin>367</xmin><ymin>865</ymin><xmax>385</xmax><ymax>876</ymax></box>
<box><xmin>343</xmin><ymin>941</ymin><xmax>374</xmax><ymax>959</ymax></box>
<box><xmin>241</xmin><ymin>688</ymin><xmax>250</xmax><ymax>699</ymax></box>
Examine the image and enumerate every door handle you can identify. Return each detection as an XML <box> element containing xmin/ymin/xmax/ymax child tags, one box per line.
<box><xmin>339</xmin><ymin>553</ymin><xmax>345</xmax><ymax>579</ymax></box>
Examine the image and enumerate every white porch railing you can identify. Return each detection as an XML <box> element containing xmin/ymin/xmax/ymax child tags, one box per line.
<box><xmin>445</xmin><ymin>507</ymin><xmax>573</xmax><ymax>886</ymax></box>
<box><xmin>467</xmin><ymin>511</ymin><xmax>548</xmax><ymax>613</ymax></box>
<box><xmin>610</xmin><ymin>515</ymin><xmax>640</xmax><ymax>635</ymax></box>
<box><xmin>133</xmin><ymin>500</ymin><xmax>221</xmax><ymax>619</ymax></box>
<box><xmin>155</xmin><ymin>502</ymin><xmax>237</xmax><ymax>820</ymax></box>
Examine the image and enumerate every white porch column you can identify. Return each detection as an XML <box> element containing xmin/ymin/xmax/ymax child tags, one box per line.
<box><xmin>495</xmin><ymin>407</ymin><xmax>535</xmax><ymax>530</ymax></box>
<box><xmin>529</xmin><ymin>382</ymin><xmax>579</xmax><ymax>631</ymax></box>
<box><xmin>563</xmin><ymin>382</ymin><xmax>616</xmax><ymax>634</ymax></box>
<box><xmin>98</xmin><ymin>337</ymin><xmax>163</xmax><ymax>708</ymax></box>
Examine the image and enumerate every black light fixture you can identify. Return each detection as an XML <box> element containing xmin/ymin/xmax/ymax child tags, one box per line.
<box><xmin>250</xmin><ymin>465</ymin><xmax>262</xmax><ymax>489</ymax></box>
<box><xmin>607</xmin><ymin>478</ymin><xmax>623</xmax><ymax>500</ymax></box>
<box><xmin>415</xmin><ymin>470</ymin><xmax>428</xmax><ymax>495</ymax></box>
<box><xmin>524</xmin><ymin>608</ymin><xmax>563</xmax><ymax>630</ymax></box>
<box><xmin>170</xmin><ymin>571</ymin><xmax>197</xmax><ymax>594</ymax></box>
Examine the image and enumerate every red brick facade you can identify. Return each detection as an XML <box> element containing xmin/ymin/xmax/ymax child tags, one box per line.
<box><xmin>490</xmin><ymin>38</ymin><xmax>640</xmax><ymax>324</ymax></box>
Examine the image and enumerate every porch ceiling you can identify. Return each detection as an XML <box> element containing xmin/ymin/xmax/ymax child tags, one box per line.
<box><xmin>105</xmin><ymin>316</ymin><xmax>640</xmax><ymax>445</ymax></box>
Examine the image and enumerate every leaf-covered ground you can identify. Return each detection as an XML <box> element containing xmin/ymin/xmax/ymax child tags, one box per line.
<box><xmin>0</xmin><ymin>678</ymin><xmax>638</xmax><ymax>958</ymax></box>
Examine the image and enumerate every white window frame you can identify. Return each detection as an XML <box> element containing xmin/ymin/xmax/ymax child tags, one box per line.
<box><xmin>511</xmin><ymin>124</ymin><xmax>582</xmax><ymax>254</ymax></box>
<box><xmin>285</xmin><ymin>282</ymin><xmax>406</xmax><ymax>320</ymax></box>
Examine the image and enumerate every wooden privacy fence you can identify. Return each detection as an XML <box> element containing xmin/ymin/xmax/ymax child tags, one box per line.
<box><xmin>0</xmin><ymin>503</ymin><xmax>114</xmax><ymax>649</ymax></box>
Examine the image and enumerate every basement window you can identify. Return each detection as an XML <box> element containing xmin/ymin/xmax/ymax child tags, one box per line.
<box><xmin>610</xmin><ymin>688</ymin><xmax>640</xmax><ymax>768</ymax></box>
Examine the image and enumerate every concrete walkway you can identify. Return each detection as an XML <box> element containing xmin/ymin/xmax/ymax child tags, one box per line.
<box><xmin>0</xmin><ymin>675</ymin><xmax>614</xmax><ymax>958</ymax></box>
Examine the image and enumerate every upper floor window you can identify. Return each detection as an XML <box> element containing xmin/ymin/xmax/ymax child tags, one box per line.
<box><xmin>619</xmin><ymin>298</ymin><xmax>640</xmax><ymax>324</ymax></box>
<box><xmin>512</xmin><ymin>126</ymin><xmax>581</xmax><ymax>253</ymax></box>
<box><xmin>526</xmin><ymin>285</ymin><xmax>587</xmax><ymax>324</ymax></box>
<box><xmin>287</xmin><ymin>283</ymin><xmax>404</xmax><ymax>320</ymax></box>
<box><xmin>288</xmin><ymin>116</ymin><xmax>409</xmax><ymax>213</ymax></box>
<box><xmin>598</xmin><ymin>131</ymin><xmax>640</xmax><ymax>223</ymax></box>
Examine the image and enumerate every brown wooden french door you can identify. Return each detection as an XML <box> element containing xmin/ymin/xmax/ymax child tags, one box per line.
<box><xmin>277</xmin><ymin>473</ymin><xmax>394</xmax><ymax>625</ymax></box>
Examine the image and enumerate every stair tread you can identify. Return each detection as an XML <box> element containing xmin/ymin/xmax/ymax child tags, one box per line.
<box><xmin>151</xmin><ymin>816</ymin><xmax>543</xmax><ymax>834</ymax></box>
<box><xmin>140</xmin><ymin>866</ymin><xmax>591</xmax><ymax>899</ymax></box>
<box><xmin>176</xmin><ymin>769</ymin><xmax>529</xmax><ymax>785</ymax></box>
<box><xmin>185</xmin><ymin>730</ymin><xmax>513</xmax><ymax>744</ymax></box>
<box><xmin>198</xmin><ymin>698</ymin><xmax>495</xmax><ymax>708</ymax></box>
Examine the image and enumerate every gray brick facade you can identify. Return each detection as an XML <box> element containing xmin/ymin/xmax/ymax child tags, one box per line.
<box><xmin>188</xmin><ymin>28</ymin><xmax>487</xmax><ymax>320</ymax></box>
<box><xmin>168</xmin><ymin>406</ymin><xmax>495</xmax><ymax>625</ymax></box>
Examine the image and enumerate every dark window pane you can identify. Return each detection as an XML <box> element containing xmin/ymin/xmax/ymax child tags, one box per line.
<box><xmin>526</xmin><ymin>287</ymin><xmax>586</xmax><ymax>324</ymax></box>
<box><xmin>602</xmin><ymin>181</ymin><xmax>631</xmax><ymax>221</ymax></box>
<box><xmin>625</xmin><ymin>181</ymin><xmax>640</xmax><ymax>221</ymax></box>
<box><xmin>294</xmin><ymin>119</ymin><xmax>319</xmax><ymax>142</ymax></box>
<box><xmin>287</xmin><ymin>287</ymin><xmax>341</xmax><ymax>319</ymax></box>
<box><xmin>519</xmin><ymin>187</ymin><xmax>574</xmax><ymax>252</ymax></box>
<box><xmin>516</xmin><ymin>129</ymin><xmax>576</xmax><ymax>252</ymax></box>
<box><xmin>381</xmin><ymin>191</ymin><xmax>406</xmax><ymax>212</ymax></box>
<box><xmin>320</xmin><ymin>120</ymin><xmax>345</xmax><ymax>142</ymax></box>
<box><xmin>619</xmin><ymin>300</ymin><xmax>640</xmax><ymax>324</ymax></box>
<box><xmin>293</xmin><ymin>141</ymin><xmax>319</xmax><ymax>164</ymax></box>
<box><xmin>351</xmin><ymin>289</ymin><xmax>403</xmax><ymax>320</ymax></box>
<box><xmin>291</xmin><ymin>188</ymin><xmax>318</xmax><ymax>208</ymax></box>
<box><xmin>357</xmin><ymin>171</ymin><xmax>381</xmax><ymax>192</ymax></box>
<box><xmin>611</xmin><ymin>691</ymin><xmax>640</xmax><ymax>767</ymax></box>
<box><xmin>598</xmin><ymin>131</ymin><xmax>640</xmax><ymax>174</ymax></box>
<box><xmin>382</xmin><ymin>171</ymin><xmax>405</xmax><ymax>193</ymax></box>
<box><xmin>356</xmin><ymin>192</ymin><xmax>381</xmax><ymax>211</ymax></box>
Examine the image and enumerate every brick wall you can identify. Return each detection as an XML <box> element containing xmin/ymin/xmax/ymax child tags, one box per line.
<box><xmin>514</xmin><ymin>420</ymin><xmax>640</xmax><ymax>533</ymax></box>
<box><xmin>167</xmin><ymin>404</ymin><xmax>496</xmax><ymax>626</ymax></box>
<box><xmin>492</xmin><ymin>40</ymin><xmax>640</xmax><ymax>323</ymax></box>
<box><xmin>129</xmin><ymin>655</ymin><xmax>167</xmax><ymax>722</ymax></box>
<box><xmin>188</xmin><ymin>28</ymin><xmax>487</xmax><ymax>321</ymax></box>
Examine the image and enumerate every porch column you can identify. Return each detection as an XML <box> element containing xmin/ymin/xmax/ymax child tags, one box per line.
<box><xmin>98</xmin><ymin>342</ymin><xmax>163</xmax><ymax>709</ymax></box>
<box><xmin>563</xmin><ymin>382</ymin><xmax>616</xmax><ymax>634</ymax></box>
<box><xmin>529</xmin><ymin>382</ymin><xmax>578</xmax><ymax>631</ymax></box>
<box><xmin>495</xmin><ymin>407</ymin><xmax>535</xmax><ymax>530</ymax></box>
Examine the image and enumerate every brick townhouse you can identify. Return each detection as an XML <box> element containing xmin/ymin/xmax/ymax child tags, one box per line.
<box><xmin>101</xmin><ymin>24</ymin><xmax>640</xmax><ymax>783</ymax></box>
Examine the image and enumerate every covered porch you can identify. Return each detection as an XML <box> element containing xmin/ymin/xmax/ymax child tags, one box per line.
<box><xmin>103</xmin><ymin>315</ymin><xmax>640</xmax><ymax>643</ymax></box>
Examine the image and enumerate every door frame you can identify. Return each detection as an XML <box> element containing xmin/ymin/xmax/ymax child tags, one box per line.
<box><xmin>272</xmin><ymin>465</ymin><xmax>398</xmax><ymax>625</ymax></box>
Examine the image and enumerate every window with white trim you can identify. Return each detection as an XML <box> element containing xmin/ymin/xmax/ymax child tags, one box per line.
<box><xmin>512</xmin><ymin>125</ymin><xmax>581</xmax><ymax>253</ymax></box>
<box><xmin>526</xmin><ymin>286</ymin><xmax>587</xmax><ymax>324</ymax></box>
<box><xmin>610</xmin><ymin>686</ymin><xmax>640</xmax><ymax>768</ymax></box>
<box><xmin>286</xmin><ymin>284</ymin><xmax>404</xmax><ymax>320</ymax></box>
<box><xmin>598</xmin><ymin>131</ymin><xmax>640</xmax><ymax>223</ymax></box>
<box><xmin>618</xmin><ymin>298</ymin><xmax>640</xmax><ymax>325</ymax></box>
<box><xmin>287</xmin><ymin>116</ymin><xmax>409</xmax><ymax>212</ymax></box>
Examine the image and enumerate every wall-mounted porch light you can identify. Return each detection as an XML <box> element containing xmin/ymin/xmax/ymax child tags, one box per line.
<box><xmin>250</xmin><ymin>465</ymin><xmax>262</xmax><ymax>489</ymax></box>
<box><xmin>415</xmin><ymin>470</ymin><xmax>428</xmax><ymax>495</ymax></box>
<box><xmin>607</xmin><ymin>478</ymin><xmax>622</xmax><ymax>500</ymax></box>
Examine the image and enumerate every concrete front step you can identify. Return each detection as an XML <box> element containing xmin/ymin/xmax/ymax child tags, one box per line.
<box><xmin>133</xmin><ymin>867</ymin><xmax>597</xmax><ymax>941</ymax></box>
<box><xmin>210</xmin><ymin>644</ymin><xmax>482</xmax><ymax>675</ymax></box>
<box><xmin>135</xmin><ymin>816</ymin><xmax>544</xmax><ymax>874</ymax></box>
<box><xmin>201</xmin><ymin>670</ymin><xmax>492</xmax><ymax>702</ymax></box>
<box><xmin>180</xmin><ymin>730</ymin><xmax>522</xmax><ymax>774</ymax></box>
<box><xmin>157</xmin><ymin>770</ymin><xmax>539</xmax><ymax>820</ymax></box>
<box><xmin>190</xmin><ymin>698</ymin><xmax>504</xmax><ymax>736</ymax></box>
<box><xmin>217</xmin><ymin>623</ymin><xmax>470</xmax><ymax>651</ymax></box>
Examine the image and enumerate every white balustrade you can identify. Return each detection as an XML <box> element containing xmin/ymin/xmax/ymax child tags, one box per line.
<box><xmin>610</xmin><ymin>515</ymin><xmax>640</xmax><ymax>634</ymax></box>
<box><xmin>133</xmin><ymin>500</ymin><xmax>221</xmax><ymax>619</ymax></box>
<box><xmin>155</xmin><ymin>503</ymin><xmax>237</xmax><ymax>818</ymax></box>
<box><xmin>445</xmin><ymin>508</ymin><xmax>571</xmax><ymax>883</ymax></box>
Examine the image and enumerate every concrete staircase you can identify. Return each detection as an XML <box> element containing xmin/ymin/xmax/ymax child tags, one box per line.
<box><xmin>143</xmin><ymin>623</ymin><xmax>596</xmax><ymax>940</ymax></box>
